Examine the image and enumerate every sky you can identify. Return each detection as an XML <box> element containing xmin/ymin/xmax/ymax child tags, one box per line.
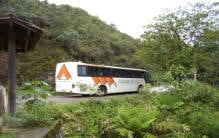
<box><xmin>45</xmin><ymin>0</ymin><xmax>217</xmax><ymax>38</ymax></box>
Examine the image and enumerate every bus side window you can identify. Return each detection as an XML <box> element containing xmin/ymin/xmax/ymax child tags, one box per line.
<box><xmin>119</xmin><ymin>69</ymin><xmax>123</xmax><ymax>78</ymax></box>
<box><xmin>93</xmin><ymin>67</ymin><xmax>98</xmax><ymax>76</ymax></box>
<box><xmin>87</xmin><ymin>66</ymin><xmax>94</xmax><ymax>76</ymax></box>
<box><xmin>144</xmin><ymin>72</ymin><xmax>149</xmax><ymax>82</ymax></box>
<box><xmin>132</xmin><ymin>71</ymin><xmax>137</xmax><ymax>78</ymax></box>
<box><xmin>141</xmin><ymin>72</ymin><xmax>144</xmax><ymax>78</ymax></box>
<box><xmin>99</xmin><ymin>68</ymin><xmax>104</xmax><ymax>76</ymax></box>
<box><xmin>136</xmin><ymin>71</ymin><xmax>141</xmax><ymax>78</ymax></box>
<box><xmin>124</xmin><ymin>70</ymin><xmax>128</xmax><ymax>78</ymax></box>
<box><xmin>121</xmin><ymin>69</ymin><xmax>126</xmax><ymax>78</ymax></box>
<box><xmin>78</xmin><ymin>65</ymin><xmax>87</xmax><ymax>76</ymax></box>
<box><xmin>118</xmin><ymin>70</ymin><xmax>122</xmax><ymax>77</ymax></box>
<box><xmin>127</xmin><ymin>70</ymin><xmax>132</xmax><ymax>78</ymax></box>
<box><xmin>105</xmin><ymin>68</ymin><xmax>111</xmax><ymax>77</ymax></box>
<box><xmin>129</xmin><ymin>70</ymin><xmax>133</xmax><ymax>78</ymax></box>
<box><xmin>112</xmin><ymin>69</ymin><xmax>119</xmax><ymax>77</ymax></box>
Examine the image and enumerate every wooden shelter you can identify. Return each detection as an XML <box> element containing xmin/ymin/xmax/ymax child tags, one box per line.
<box><xmin>0</xmin><ymin>14</ymin><xmax>42</xmax><ymax>116</ymax></box>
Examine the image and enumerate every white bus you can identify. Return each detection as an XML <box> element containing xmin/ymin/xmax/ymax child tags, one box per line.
<box><xmin>55</xmin><ymin>61</ymin><xmax>150</xmax><ymax>95</ymax></box>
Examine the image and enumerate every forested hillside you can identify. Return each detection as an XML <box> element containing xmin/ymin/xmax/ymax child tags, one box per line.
<box><xmin>0</xmin><ymin>0</ymin><xmax>218</xmax><ymax>86</ymax></box>
<box><xmin>0</xmin><ymin>0</ymin><xmax>139</xmax><ymax>83</ymax></box>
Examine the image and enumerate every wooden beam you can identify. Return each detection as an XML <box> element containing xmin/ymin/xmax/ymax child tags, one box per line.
<box><xmin>11</xmin><ymin>20</ymin><xmax>40</xmax><ymax>33</ymax></box>
<box><xmin>8</xmin><ymin>22</ymin><xmax>16</xmax><ymax>117</ymax></box>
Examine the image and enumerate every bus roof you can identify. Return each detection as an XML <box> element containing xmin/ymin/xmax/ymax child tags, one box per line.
<box><xmin>58</xmin><ymin>61</ymin><xmax>148</xmax><ymax>72</ymax></box>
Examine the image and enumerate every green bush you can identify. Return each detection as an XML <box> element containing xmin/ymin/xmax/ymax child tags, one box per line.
<box><xmin>176</xmin><ymin>81</ymin><xmax>216</xmax><ymax>104</ymax></box>
<box><xmin>3</xmin><ymin>100</ymin><xmax>56</xmax><ymax>128</ymax></box>
<box><xmin>55</xmin><ymin>100</ymin><xmax>115</xmax><ymax>137</ymax></box>
<box><xmin>186</xmin><ymin>109</ymin><xmax>219</xmax><ymax>137</ymax></box>
<box><xmin>0</xmin><ymin>129</ymin><xmax>16</xmax><ymax>138</ymax></box>
<box><xmin>154</xmin><ymin>93</ymin><xmax>184</xmax><ymax>111</ymax></box>
<box><xmin>3</xmin><ymin>114</ymin><xmax>24</xmax><ymax>128</ymax></box>
<box><xmin>17</xmin><ymin>80</ymin><xmax>52</xmax><ymax>100</ymax></box>
<box><xmin>150</xmin><ymin>119</ymin><xmax>191</xmax><ymax>137</ymax></box>
<box><xmin>214</xmin><ymin>91</ymin><xmax>219</xmax><ymax>110</ymax></box>
<box><xmin>22</xmin><ymin>100</ymin><xmax>55</xmax><ymax>127</ymax></box>
<box><xmin>9</xmin><ymin>80</ymin><xmax>217</xmax><ymax>137</ymax></box>
<box><xmin>209</xmin><ymin>111</ymin><xmax>219</xmax><ymax>138</ymax></box>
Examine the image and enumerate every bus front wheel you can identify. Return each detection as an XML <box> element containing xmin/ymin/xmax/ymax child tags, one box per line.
<box><xmin>98</xmin><ymin>85</ymin><xmax>107</xmax><ymax>96</ymax></box>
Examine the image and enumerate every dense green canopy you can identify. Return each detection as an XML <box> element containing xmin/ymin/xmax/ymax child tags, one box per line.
<box><xmin>0</xmin><ymin>0</ymin><xmax>139</xmax><ymax>83</ymax></box>
<box><xmin>135</xmin><ymin>3</ymin><xmax>219</xmax><ymax>85</ymax></box>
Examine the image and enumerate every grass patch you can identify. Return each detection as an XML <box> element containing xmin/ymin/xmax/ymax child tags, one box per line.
<box><xmin>0</xmin><ymin>128</ymin><xmax>16</xmax><ymax>138</ymax></box>
<box><xmin>216</xmin><ymin>85</ymin><xmax>219</xmax><ymax>92</ymax></box>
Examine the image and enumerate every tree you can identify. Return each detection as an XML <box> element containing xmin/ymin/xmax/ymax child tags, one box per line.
<box><xmin>136</xmin><ymin>2</ymin><xmax>218</xmax><ymax>83</ymax></box>
<box><xmin>199</xmin><ymin>29</ymin><xmax>219</xmax><ymax>85</ymax></box>
<box><xmin>56</xmin><ymin>31</ymin><xmax>80</xmax><ymax>58</ymax></box>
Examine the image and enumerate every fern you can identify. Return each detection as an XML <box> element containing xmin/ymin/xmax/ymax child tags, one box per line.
<box><xmin>155</xmin><ymin>93</ymin><xmax>184</xmax><ymax>111</ymax></box>
<box><xmin>114</xmin><ymin>106</ymin><xmax>157</xmax><ymax>137</ymax></box>
<box><xmin>150</xmin><ymin>119</ymin><xmax>191</xmax><ymax>136</ymax></box>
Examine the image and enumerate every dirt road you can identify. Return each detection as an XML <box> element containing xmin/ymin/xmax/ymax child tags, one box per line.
<box><xmin>47</xmin><ymin>92</ymin><xmax>137</xmax><ymax>103</ymax></box>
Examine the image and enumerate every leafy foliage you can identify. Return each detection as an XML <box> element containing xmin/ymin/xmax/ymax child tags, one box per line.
<box><xmin>3</xmin><ymin>100</ymin><xmax>55</xmax><ymax>128</ymax></box>
<box><xmin>3</xmin><ymin>80</ymin><xmax>218</xmax><ymax>137</ymax></box>
<box><xmin>16</xmin><ymin>40</ymin><xmax>70</xmax><ymax>84</ymax></box>
<box><xmin>154</xmin><ymin>93</ymin><xmax>184</xmax><ymax>111</ymax></box>
<box><xmin>0</xmin><ymin>0</ymin><xmax>139</xmax><ymax>84</ymax></box>
<box><xmin>176</xmin><ymin>80</ymin><xmax>216</xmax><ymax>104</ymax></box>
<box><xmin>0</xmin><ymin>129</ymin><xmax>16</xmax><ymax>138</ymax></box>
<box><xmin>135</xmin><ymin>2</ymin><xmax>219</xmax><ymax>85</ymax></box>
<box><xmin>17</xmin><ymin>80</ymin><xmax>51</xmax><ymax>100</ymax></box>
<box><xmin>48</xmin><ymin>81</ymin><xmax>218</xmax><ymax>138</ymax></box>
<box><xmin>150</xmin><ymin>119</ymin><xmax>191</xmax><ymax>137</ymax></box>
<box><xmin>22</xmin><ymin>100</ymin><xmax>55</xmax><ymax>127</ymax></box>
<box><xmin>114</xmin><ymin>106</ymin><xmax>157</xmax><ymax>137</ymax></box>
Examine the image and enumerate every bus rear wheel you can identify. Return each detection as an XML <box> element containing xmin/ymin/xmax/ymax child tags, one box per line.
<box><xmin>98</xmin><ymin>85</ymin><xmax>107</xmax><ymax>96</ymax></box>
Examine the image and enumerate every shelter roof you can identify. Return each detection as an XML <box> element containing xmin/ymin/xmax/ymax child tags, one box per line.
<box><xmin>0</xmin><ymin>14</ymin><xmax>43</xmax><ymax>52</ymax></box>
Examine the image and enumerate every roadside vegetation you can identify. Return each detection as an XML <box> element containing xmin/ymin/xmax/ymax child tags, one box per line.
<box><xmin>57</xmin><ymin>81</ymin><xmax>218</xmax><ymax>137</ymax></box>
<box><xmin>2</xmin><ymin>80</ymin><xmax>219</xmax><ymax>137</ymax></box>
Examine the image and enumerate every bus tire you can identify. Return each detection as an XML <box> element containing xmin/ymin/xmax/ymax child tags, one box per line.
<box><xmin>98</xmin><ymin>85</ymin><xmax>107</xmax><ymax>96</ymax></box>
<box><xmin>137</xmin><ymin>85</ymin><xmax>143</xmax><ymax>93</ymax></box>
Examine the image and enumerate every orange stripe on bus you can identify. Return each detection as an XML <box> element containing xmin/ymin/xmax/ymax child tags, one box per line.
<box><xmin>92</xmin><ymin>77</ymin><xmax>115</xmax><ymax>85</ymax></box>
<box><xmin>92</xmin><ymin>77</ymin><xmax>101</xmax><ymax>84</ymax></box>
<box><xmin>100</xmin><ymin>77</ymin><xmax>107</xmax><ymax>85</ymax></box>
<box><xmin>106</xmin><ymin>77</ymin><xmax>115</xmax><ymax>85</ymax></box>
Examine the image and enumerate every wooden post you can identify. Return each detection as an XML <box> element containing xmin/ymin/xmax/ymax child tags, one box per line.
<box><xmin>8</xmin><ymin>22</ymin><xmax>16</xmax><ymax>117</ymax></box>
